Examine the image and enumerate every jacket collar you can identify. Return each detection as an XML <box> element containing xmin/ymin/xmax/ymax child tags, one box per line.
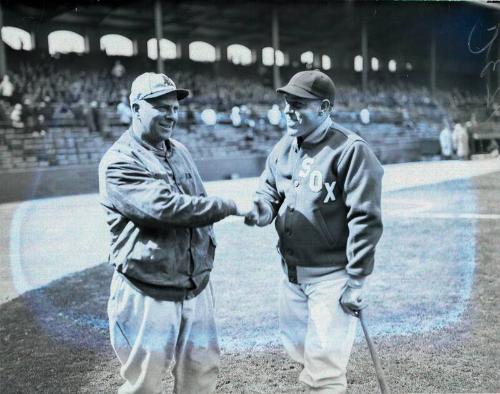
<box><xmin>297</xmin><ymin>117</ymin><xmax>332</xmax><ymax>149</ymax></box>
<box><xmin>129</xmin><ymin>128</ymin><xmax>173</xmax><ymax>158</ymax></box>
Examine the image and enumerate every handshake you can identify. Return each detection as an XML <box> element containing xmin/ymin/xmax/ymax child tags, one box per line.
<box><xmin>229</xmin><ymin>197</ymin><xmax>274</xmax><ymax>227</ymax></box>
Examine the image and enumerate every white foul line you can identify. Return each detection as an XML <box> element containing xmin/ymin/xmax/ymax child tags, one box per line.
<box><xmin>220</xmin><ymin>212</ymin><xmax>500</xmax><ymax>224</ymax></box>
<box><xmin>391</xmin><ymin>212</ymin><xmax>500</xmax><ymax>220</ymax></box>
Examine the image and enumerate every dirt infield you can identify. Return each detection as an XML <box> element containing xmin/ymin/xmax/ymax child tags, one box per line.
<box><xmin>0</xmin><ymin>172</ymin><xmax>499</xmax><ymax>393</ymax></box>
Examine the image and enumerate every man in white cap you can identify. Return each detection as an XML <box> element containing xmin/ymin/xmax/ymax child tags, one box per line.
<box><xmin>99</xmin><ymin>72</ymin><xmax>247</xmax><ymax>393</ymax></box>
<box><xmin>245</xmin><ymin>70</ymin><xmax>384</xmax><ymax>393</ymax></box>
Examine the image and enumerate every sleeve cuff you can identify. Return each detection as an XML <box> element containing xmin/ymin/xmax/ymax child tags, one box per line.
<box><xmin>347</xmin><ymin>275</ymin><xmax>366</xmax><ymax>288</ymax></box>
<box><xmin>223</xmin><ymin>198</ymin><xmax>237</xmax><ymax>215</ymax></box>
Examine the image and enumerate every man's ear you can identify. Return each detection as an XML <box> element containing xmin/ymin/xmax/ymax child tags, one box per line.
<box><xmin>132</xmin><ymin>103</ymin><xmax>140</xmax><ymax>118</ymax></box>
<box><xmin>320</xmin><ymin>99</ymin><xmax>332</xmax><ymax>113</ymax></box>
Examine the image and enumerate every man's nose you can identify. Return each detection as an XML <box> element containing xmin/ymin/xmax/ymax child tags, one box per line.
<box><xmin>164</xmin><ymin>110</ymin><xmax>176</xmax><ymax>119</ymax></box>
<box><xmin>285</xmin><ymin>107</ymin><xmax>297</xmax><ymax>118</ymax></box>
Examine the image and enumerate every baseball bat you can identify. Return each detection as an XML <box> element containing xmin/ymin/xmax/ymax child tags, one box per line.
<box><xmin>357</xmin><ymin>310</ymin><xmax>390</xmax><ymax>394</ymax></box>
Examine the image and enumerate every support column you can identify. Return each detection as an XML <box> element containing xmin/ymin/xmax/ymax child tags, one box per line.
<box><xmin>430</xmin><ymin>30</ymin><xmax>436</xmax><ymax>96</ymax></box>
<box><xmin>85</xmin><ymin>28</ymin><xmax>101</xmax><ymax>54</ymax></box>
<box><xmin>272</xmin><ymin>7</ymin><xmax>281</xmax><ymax>90</ymax></box>
<box><xmin>135</xmin><ymin>34</ymin><xmax>148</xmax><ymax>58</ymax></box>
<box><xmin>287</xmin><ymin>48</ymin><xmax>301</xmax><ymax>68</ymax></box>
<box><xmin>178</xmin><ymin>41</ymin><xmax>190</xmax><ymax>60</ymax></box>
<box><xmin>361</xmin><ymin>22</ymin><xmax>368</xmax><ymax>93</ymax></box>
<box><xmin>313</xmin><ymin>52</ymin><xmax>321</xmax><ymax>69</ymax></box>
<box><xmin>0</xmin><ymin>2</ymin><xmax>6</xmax><ymax>76</ymax></box>
<box><xmin>218</xmin><ymin>44</ymin><xmax>227</xmax><ymax>63</ymax></box>
<box><xmin>213</xmin><ymin>43</ymin><xmax>226</xmax><ymax>77</ymax></box>
<box><xmin>252</xmin><ymin>48</ymin><xmax>261</xmax><ymax>66</ymax></box>
<box><xmin>154</xmin><ymin>0</ymin><xmax>164</xmax><ymax>74</ymax></box>
<box><xmin>497</xmin><ymin>33</ymin><xmax>500</xmax><ymax>89</ymax></box>
<box><xmin>33</xmin><ymin>25</ymin><xmax>50</xmax><ymax>53</ymax></box>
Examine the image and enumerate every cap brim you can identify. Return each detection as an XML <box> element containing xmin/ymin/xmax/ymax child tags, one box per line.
<box><xmin>175</xmin><ymin>89</ymin><xmax>190</xmax><ymax>100</ymax></box>
<box><xmin>143</xmin><ymin>88</ymin><xmax>191</xmax><ymax>101</ymax></box>
<box><xmin>276</xmin><ymin>84</ymin><xmax>319</xmax><ymax>100</ymax></box>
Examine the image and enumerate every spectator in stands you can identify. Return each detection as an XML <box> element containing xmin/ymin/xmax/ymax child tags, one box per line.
<box><xmin>439</xmin><ymin>119</ymin><xmax>453</xmax><ymax>160</ymax></box>
<box><xmin>254</xmin><ymin>117</ymin><xmax>268</xmax><ymax>135</ymax></box>
<box><xmin>116</xmin><ymin>96</ymin><xmax>132</xmax><ymax>126</ymax></box>
<box><xmin>482</xmin><ymin>106</ymin><xmax>500</xmax><ymax>156</ymax></box>
<box><xmin>89</xmin><ymin>100</ymin><xmax>100</xmax><ymax>133</ymax></box>
<box><xmin>185</xmin><ymin>104</ymin><xmax>196</xmax><ymax>133</ymax></box>
<box><xmin>267</xmin><ymin>104</ymin><xmax>281</xmax><ymax>129</ymax></box>
<box><xmin>52</xmin><ymin>102</ymin><xmax>74</xmax><ymax>120</ymax></box>
<box><xmin>0</xmin><ymin>100</ymin><xmax>8</xmax><ymax>122</ymax></box>
<box><xmin>111</xmin><ymin>60</ymin><xmax>126</xmax><ymax>79</ymax></box>
<box><xmin>452</xmin><ymin>121</ymin><xmax>469</xmax><ymax>160</ymax></box>
<box><xmin>244</xmin><ymin>126</ymin><xmax>255</xmax><ymax>144</ymax></box>
<box><xmin>201</xmin><ymin>107</ymin><xmax>217</xmax><ymax>135</ymax></box>
<box><xmin>97</xmin><ymin>101</ymin><xmax>110</xmax><ymax>136</ymax></box>
<box><xmin>80</xmin><ymin>99</ymin><xmax>96</xmax><ymax>133</ymax></box>
<box><xmin>486</xmin><ymin>139</ymin><xmax>499</xmax><ymax>156</ymax></box>
<box><xmin>22</xmin><ymin>98</ymin><xmax>36</xmax><ymax>135</ymax></box>
<box><xmin>231</xmin><ymin>106</ymin><xmax>242</xmax><ymax>128</ymax></box>
<box><xmin>29</xmin><ymin>100</ymin><xmax>48</xmax><ymax>136</ymax></box>
<box><xmin>41</xmin><ymin>96</ymin><xmax>53</xmax><ymax>118</ymax></box>
<box><xmin>72</xmin><ymin>98</ymin><xmax>86</xmax><ymax>122</ymax></box>
<box><xmin>465</xmin><ymin>113</ymin><xmax>478</xmax><ymax>156</ymax></box>
<box><xmin>360</xmin><ymin>108</ymin><xmax>370</xmax><ymax>125</ymax></box>
<box><xmin>240</xmin><ymin>105</ymin><xmax>258</xmax><ymax>132</ymax></box>
<box><xmin>35</xmin><ymin>112</ymin><xmax>47</xmax><ymax>136</ymax></box>
<box><xmin>10</xmin><ymin>103</ymin><xmax>24</xmax><ymax>129</ymax></box>
<box><xmin>0</xmin><ymin>75</ymin><xmax>14</xmax><ymax>103</ymax></box>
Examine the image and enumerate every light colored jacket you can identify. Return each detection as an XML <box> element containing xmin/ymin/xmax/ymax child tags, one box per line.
<box><xmin>439</xmin><ymin>127</ymin><xmax>453</xmax><ymax>157</ymax></box>
<box><xmin>452</xmin><ymin>124</ymin><xmax>469</xmax><ymax>158</ymax></box>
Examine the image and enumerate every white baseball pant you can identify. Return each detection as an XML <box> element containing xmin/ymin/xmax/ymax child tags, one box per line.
<box><xmin>107</xmin><ymin>272</ymin><xmax>220</xmax><ymax>394</ymax></box>
<box><xmin>279</xmin><ymin>272</ymin><xmax>358</xmax><ymax>394</ymax></box>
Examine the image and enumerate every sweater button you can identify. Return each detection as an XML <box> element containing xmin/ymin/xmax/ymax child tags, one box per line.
<box><xmin>288</xmin><ymin>205</ymin><xmax>295</xmax><ymax>212</ymax></box>
<box><xmin>294</xmin><ymin>180</ymin><xmax>300</xmax><ymax>187</ymax></box>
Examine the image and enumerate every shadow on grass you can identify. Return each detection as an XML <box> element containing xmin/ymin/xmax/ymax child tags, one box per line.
<box><xmin>0</xmin><ymin>263</ymin><xmax>114</xmax><ymax>393</ymax></box>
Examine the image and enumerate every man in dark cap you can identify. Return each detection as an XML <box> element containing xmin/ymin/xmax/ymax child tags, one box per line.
<box><xmin>245</xmin><ymin>70</ymin><xmax>384</xmax><ymax>393</ymax></box>
<box><xmin>99</xmin><ymin>72</ymin><xmax>247</xmax><ymax>393</ymax></box>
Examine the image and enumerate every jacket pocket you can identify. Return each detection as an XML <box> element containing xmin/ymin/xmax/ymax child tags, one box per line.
<box><xmin>312</xmin><ymin>208</ymin><xmax>336</xmax><ymax>245</ymax></box>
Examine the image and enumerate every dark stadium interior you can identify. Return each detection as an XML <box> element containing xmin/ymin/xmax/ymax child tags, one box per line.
<box><xmin>0</xmin><ymin>0</ymin><xmax>498</xmax><ymax>183</ymax></box>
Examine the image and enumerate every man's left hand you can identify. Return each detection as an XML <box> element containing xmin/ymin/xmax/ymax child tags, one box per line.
<box><xmin>339</xmin><ymin>278</ymin><xmax>367</xmax><ymax>316</ymax></box>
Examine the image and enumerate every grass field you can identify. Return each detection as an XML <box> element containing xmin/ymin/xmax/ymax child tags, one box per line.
<box><xmin>0</xmin><ymin>170</ymin><xmax>499</xmax><ymax>393</ymax></box>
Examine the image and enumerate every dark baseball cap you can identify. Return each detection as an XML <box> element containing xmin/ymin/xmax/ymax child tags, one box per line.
<box><xmin>277</xmin><ymin>70</ymin><xmax>335</xmax><ymax>102</ymax></box>
<box><xmin>129</xmin><ymin>72</ymin><xmax>190</xmax><ymax>105</ymax></box>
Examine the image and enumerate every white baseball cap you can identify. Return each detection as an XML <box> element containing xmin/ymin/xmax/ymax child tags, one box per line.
<box><xmin>129</xmin><ymin>72</ymin><xmax>190</xmax><ymax>106</ymax></box>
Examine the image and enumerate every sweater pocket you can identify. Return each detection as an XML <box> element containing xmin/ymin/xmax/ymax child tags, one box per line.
<box><xmin>312</xmin><ymin>208</ymin><xmax>336</xmax><ymax>246</ymax></box>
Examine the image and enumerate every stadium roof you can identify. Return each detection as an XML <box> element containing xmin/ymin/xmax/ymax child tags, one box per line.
<box><xmin>2</xmin><ymin>0</ymin><xmax>499</xmax><ymax>59</ymax></box>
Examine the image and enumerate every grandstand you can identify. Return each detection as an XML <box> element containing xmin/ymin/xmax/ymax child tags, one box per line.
<box><xmin>0</xmin><ymin>0</ymin><xmax>498</xmax><ymax>197</ymax></box>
